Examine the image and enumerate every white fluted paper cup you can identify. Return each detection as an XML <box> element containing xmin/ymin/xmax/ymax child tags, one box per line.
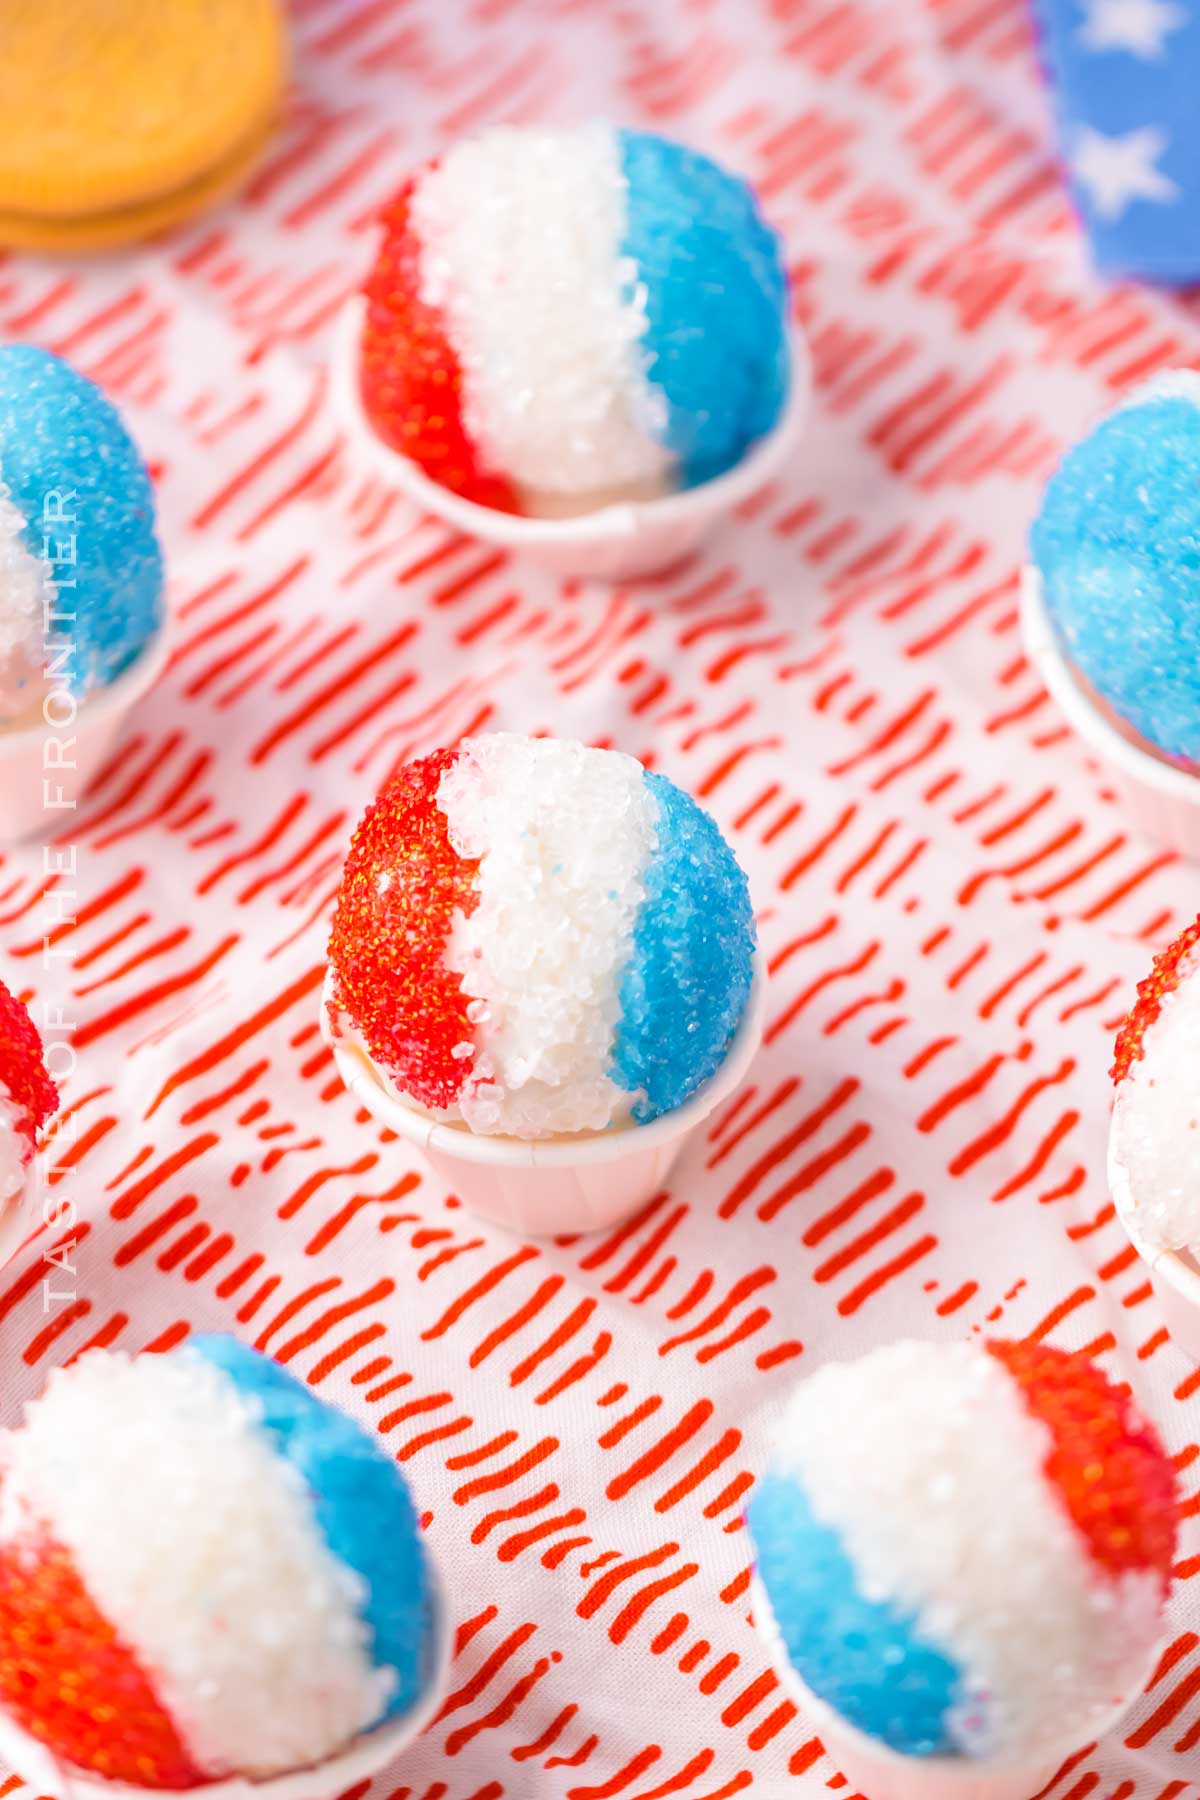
<box><xmin>1021</xmin><ymin>566</ymin><xmax>1200</xmax><ymax>859</ymax></box>
<box><xmin>320</xmin><ymin>956</ymin><xmax>766</xmax><ymax>1236</ymax></box>
<box><xmin>751</xmin><ymin>1570</ymin><xmax>1153</xmax><ymax>1800</ymax></box>
<box><xmin>331</xmin><ymin>297</ymin><xmax>810</xmax><ymax>581</ymax></box>
<box><xmin>0</xmin><ymin>631</ymin><xmax>168</xmax><ymax>844</ymax></box>
<box><xmin>0</xmin><ymin>1567</ymin><xmax>453</xmax><ymax>1800</ymax></box>
<box><xmin>1108</xmin><ymin>1100</ymin><xmax>1200</xmax><ymax>1361</ymax></box>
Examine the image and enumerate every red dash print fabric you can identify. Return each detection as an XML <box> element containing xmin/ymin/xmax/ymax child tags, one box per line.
<box><xmin>2</xmin><ymin>1</ymin><xmax>1200</xmax><ymax>1796</ymax></box>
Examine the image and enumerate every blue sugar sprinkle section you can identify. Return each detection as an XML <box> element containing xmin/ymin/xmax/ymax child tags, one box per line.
<box><xmin>0</xmin><ymin>345</ymin><xmax>163</xmax><ymax>696</ymax></box>
<box><xmin>190</xmin><ymin>1334</ymin><xmax>435</xmax><ymax>1723</ymax></box>
<box><xmin>617</xmin><ymin>130</ymin><xmax>790</xmax><ymax>488</ymax></box>
<box><xmin>1031</xmin><ymin>393</ymin><xmax>1200</xmax><ymax>762</ymax></box>
<box><xmin>611</xmin><ymin>772</ymin><xmax>755</xmax><ymax>1123</ymax></box>
<box><xmin>748</xmin><ymin>1474</ymin><xmax>963</xmax><ymax>1758</ymax></box>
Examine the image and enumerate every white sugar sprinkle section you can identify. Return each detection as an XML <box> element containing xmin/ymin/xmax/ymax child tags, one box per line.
<box><xmin>437</xmin><ymin>733</ymin><xmax>657</xmax><ymax>1137</ymax></box>
<box><xmin>1122</xmin><ymin>368</ymin><xmax>1200</xmax><ymax>412</ymax></box>
<box><xmin>0</xmin><ymin>1350</ymin><xmax>393</xmax><ymax>1779</ymax></box>
<box><xmin>0</xmin><ymin>1082</ymin><xmax>31</xmax><ymax>1206</ymax></box>
<box><xmin>767</xmin><ymin>1341</ymin><xmax>1162</xmax><ymax>1761</ymax></box>
<box><xmin>410</xmin><ymin>125</ymin><xmax>673</xmax><ymax>504</ymax></box>
<box><xmin>0</xmin><ymin>483</ymin><xmax>51</xmax><ymax>727</ymax></box>
<box><xmin>1112</xmin><ymin>947</ymin><xmax>1200</xmax><ymax>1252</ymax></box>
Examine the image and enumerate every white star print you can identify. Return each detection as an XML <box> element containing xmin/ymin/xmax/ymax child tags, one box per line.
<box><xmin>1078</xmin><ymin>0</ymin><xmax>1187</xmax><ymax>55</ymax></box>
<box><xmin>1071</xmin><ymin>125</ymin><xmax>1180</xmax><ymax>220</ymax></box>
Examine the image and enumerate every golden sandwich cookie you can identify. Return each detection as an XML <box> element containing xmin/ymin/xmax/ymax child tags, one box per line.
<box><xmin>0</xmin><ymin>117</ymin><xmax>278</xmax><ymax>253</ymax></box>
<box><xmin>0</xmin><ymin>0</ymin><xmax>286</xmax><ymax>248</ymax></box>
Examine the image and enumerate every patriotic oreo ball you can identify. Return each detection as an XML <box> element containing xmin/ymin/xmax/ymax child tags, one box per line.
<box><xmin>0</xmin><ymin>1338</ymin><xmax>438</xmax><ymax>1788</ymax></box>
<box><xmin>748</xmin><ymin>1339</ymin><xmax>1176</xmax><ymax>1763</ymax></box>
<box><xmin>0</xmin><ymin>977</ymin><xmax>57</xmax><ymax>1216</ymax></box>
<box><xmin>327</xmin><ymin>732</ymin><xmax>756</xmax><ymax>1138</ymax></box>
<box><xmin>359</xmin><ymin>125</ymin><xmax>790</xmax><ymax>517</ymax></box>
<box><xmin>1031</xmin><ymin>371</ymin><xmax>1200</xmax><ymax>763</ymax></box>
<box><xmin>1111</xmin><ymin>913</ymin><xmax>1200</xmax><ymax>1251</ymax></box>
<box><xmin>0</xmin><ymin>345</ymin><xmax>163</xmax><ymax>725</ymax></box>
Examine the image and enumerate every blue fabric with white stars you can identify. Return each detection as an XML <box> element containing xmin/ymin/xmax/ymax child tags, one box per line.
<box><xmin>1033</xmin><ymin>0</ymin><xmax>1198</xmax><ymax>278</ymax></box>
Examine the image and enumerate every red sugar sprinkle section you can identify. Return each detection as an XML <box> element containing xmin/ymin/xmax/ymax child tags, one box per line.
<box><xmin>360</xmin><ymin>179</ymin><xmax>520</xmax><ymax>514</ymax></box>
<box><xmin>327</xmin><ymin>747</ymin><xmax>480</xmax><ymax>1111</ymax></box>
<box><xmin>0</xmin><ymin>979</ymin><xmax>58</xmax><ymax>1151</ymax></box>
<box><xmin>1111</xmin><ymin>915</ymin><xmax>1200</xmax><ymax>1086</ymax></box>
<box><xmin>0</xmin><ymin>1530</ymin><xmax>207</xmax><ymax>1788</ymax></box>
<box><xmin>987</xmin><ymin>1339</ymin><xmax>1177</xmax><ymax>1588</ymax></box>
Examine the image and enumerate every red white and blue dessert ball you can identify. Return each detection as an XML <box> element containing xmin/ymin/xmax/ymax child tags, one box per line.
<box><xmin>0</xmin><ymin>1338</ymin><xmax>438</xmax><ymax>1787</ymax></box>
<box><xmin>747</xmin><ymin>1339</ymin><xmax>1176</xmax><ymax>1763</ymax></box>
<box><xmin>0</xmin><ymin>345</ymin><xmax>163</xmax><ymax>726</ymax></box>
<box><xmin>359</xmin><ymin>125</ymin><xmax>791</xmax><ymax>517</ymax></box>
<box><xmin>327</xmin><ymin>732</ymin><xmax>756</xmax><ymax>1139</ymax></box>
<box><xmin>1110</xmin><ymin>914</ymin><xmax>1200</xmax><ymax>1252</ymax></box>
<box><xmin>1031</xmin><ymin>371</ymin><xmax>1200</xmax><ymax>764</ymax></box>
<box><xmin>0</xmin><ymin>977</ymin><xmax>56</xmax><ymax>1218</ymax></box>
